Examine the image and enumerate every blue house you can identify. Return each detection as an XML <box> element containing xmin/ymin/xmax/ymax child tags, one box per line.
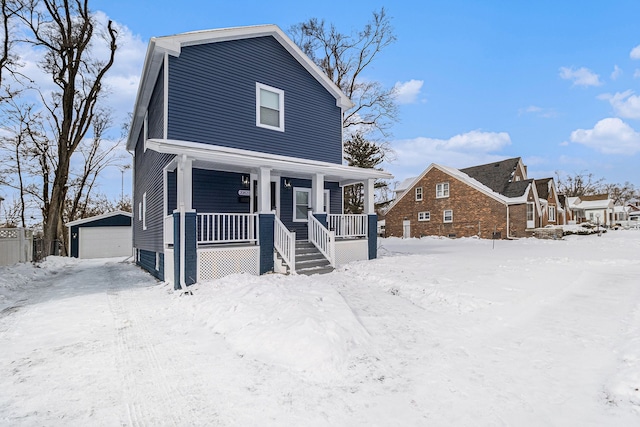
<box><xmin>126</xmin><ymin>25</ymin><xmax>391</xmax><ymax>290</ymax></box>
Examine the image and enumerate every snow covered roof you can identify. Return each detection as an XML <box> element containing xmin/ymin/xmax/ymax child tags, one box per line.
<box><xmin>66</xmin><ymin>210</ymin><xmax>132</xmax><ymax>227</ymax></box>
<box><xmin>395</xmin><ymin>177</ymin><xmax>417</xmax><ymax>193</ymax></box>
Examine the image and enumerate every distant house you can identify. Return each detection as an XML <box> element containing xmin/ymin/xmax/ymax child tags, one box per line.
<box><xmin>126</xmin><ymin>25</ymin><xmax>391</xmax><ymax>289</ymax></box>
<box><xmin>384</xmin><ymin>157</ymin><xmax>553</xmax><ymax>239</ymax></box>
<box><xmin>568</xmin><ymin>194</ymin><xmax>614</xmax><ymax>226</ymax></box>
<box><xmin>534</xmin><ymin>177</ymin><xmax>563</xmax><ymax>226</ymax></box>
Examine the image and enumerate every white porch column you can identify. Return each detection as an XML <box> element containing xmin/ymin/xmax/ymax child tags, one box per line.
<box><xmin>257</xmin><ymin>167</ymin><xmax>271</xmax><ymax>213</ymax></box>
<box><xmin>364</xmin><ymin>178</ymin><xmax>375</xmax><ymax>215</ymax></box>
<box><xmin>311</xmin><ymin>173</ymin><xmax>325</xmax><ymax>213</ymax></box>
<box><xmin>176</xmin><ymin>155</ymin><xmax>193</xmax><ymax>211</ymax></box>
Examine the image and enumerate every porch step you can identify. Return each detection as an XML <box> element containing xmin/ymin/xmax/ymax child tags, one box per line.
<box><xmin>295</xmin><ymin>241</ymin><xmax>333</xmax><ymax>275</ymax></box>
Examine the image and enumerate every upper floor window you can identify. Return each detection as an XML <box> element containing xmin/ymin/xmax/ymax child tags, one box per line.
<box><xmin>256</xmin><ymin>82</ymin><xmax>284</xmax><ymax>132</ymax></box>
<box><xmin>436</xmin><ymin>182</ymin><xmax>450</xmax><ymax>198</ymax></box>
<box><xmin>415</xmin><ymin>187</ymin><xmax>423</xmax><ymax>201</ymax></box>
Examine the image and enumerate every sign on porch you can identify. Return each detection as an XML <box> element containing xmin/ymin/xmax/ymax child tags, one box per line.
<box><xmin>238</xmin><ymin>189</ymin><xmax>251</xmax><ymax>196</ymax></box>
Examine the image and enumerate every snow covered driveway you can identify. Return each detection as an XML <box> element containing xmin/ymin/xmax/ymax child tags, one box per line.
<box><xmin>2</xmin><ymin>231</ymin><xmax>640</xmax><ymax>425</ymax></box>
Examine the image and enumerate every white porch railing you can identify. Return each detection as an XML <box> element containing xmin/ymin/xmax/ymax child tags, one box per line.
<box><xmin>308</xmin><ymin>212</ymin><xmax>335</xmax><ymax>267</ymax></box>
<box><xmin>274</xmin><ymin>216</ymin><xmax>296</xmax><ymax>274</ymax></box>
<box><xmin>164</xmin><ymin>215</ymin><xmax>174</xmax><ymax>245</ymax></box>
<box><xmin>328</xmin><ymin>214</ymin><xmax>368</xmax><ymax>238</ymax></box>
<box><xmin>197</xmin><ymin>213</ymin><xmax>258</xmax><ymax>244</ymax></box>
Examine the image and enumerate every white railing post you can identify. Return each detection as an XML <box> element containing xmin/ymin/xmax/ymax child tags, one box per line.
<box><xmin>274</xmin><ymin>216</ymin><xmax>296</xmax><ymax>274</ymax></box>
<box><xmin>308</xmin><ymin>211</ymin><xmax>335</xmax><ymax>267</ymax></box>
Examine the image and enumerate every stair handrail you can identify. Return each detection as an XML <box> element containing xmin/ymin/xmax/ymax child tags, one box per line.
<box><xmin>274</xmin><ymin>215</ymin><xmax>296</xmax><ymax>274</ymax></box>
<box><xmin>307</xmin><ymin>212</ymin><xmax>335</xmax><ymax>267</ymax></box>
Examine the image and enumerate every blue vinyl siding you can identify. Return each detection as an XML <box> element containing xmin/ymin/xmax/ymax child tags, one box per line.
<box><xmin>192</xmin><ymin>169</ymin><xmax>250</xmax><ymax>213</ymax></box>
<box><xmin>133</xmin><ymin>125</ymin><xmax>174</xmax><ymax>254</ymax></box>
<box><xmin>148</xmin><ymin>63</ymin><xmax>164</xmax><ymax>139</ymax></box>
<box><xmin>167</xmin><ymin>36</ymin><xmax>343</xmax><ymax>164</ymax></box>
<box><xmin>137</xmin><ymin>249</ymin><xmax>163</xmax><ymax>281</ymax></box>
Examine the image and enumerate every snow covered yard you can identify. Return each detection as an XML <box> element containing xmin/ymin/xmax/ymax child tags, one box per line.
<box><xmin>1</xmin><ymin>231</ymin><xmax>640</xmax><ymax>426</ymax></box>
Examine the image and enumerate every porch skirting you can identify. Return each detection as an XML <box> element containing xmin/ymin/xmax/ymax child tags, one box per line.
<box><xmin>335</xmin><ymin>239</ymin><xmax>369</xmax><ymax>266</ymax></box>
<box><xmin>197</xmin><ymin>245</ymin><xmax>260</xmax><ymax>282</ymax></box>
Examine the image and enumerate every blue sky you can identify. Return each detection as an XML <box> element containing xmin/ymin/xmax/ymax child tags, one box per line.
<box><xmin>89</xmin><ymin>0</ymin><xmax>640</xmax><ymax>194</ymax></box>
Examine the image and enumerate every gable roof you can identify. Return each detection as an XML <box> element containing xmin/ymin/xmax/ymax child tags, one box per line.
<box><xmin>385</xmin><ymin>163</ymin><xmax>532</xmax><ymax>214</ymax></box>
<box><xmin>66</xmin><ymin>210</ymin><xmax>132</xmax><ymax>227</ymax></box>
<box><xmin>503</xmin><ymin>179</ymin><xmax>534</xmax><ymax>198</ymax></box>
<box><xmin>535</xmin><ymin>178</ymin><xmax>552</xmax><ymax>199</ymax></box>
<box><xmin>459</xmin><ymin>157</ymin><xmax>524</xmax><ymax>195</ymax></box>
<box><xmin>127</xmin><ymin>24</ymin><xmax>353</xmax><ymax>151</ymax></box>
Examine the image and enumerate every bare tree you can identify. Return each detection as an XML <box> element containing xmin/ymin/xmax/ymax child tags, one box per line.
<box><xmin>603</xmin><ymin>181</ymin><xmax>636</xmax><ymax>206</ymax></box>
<box><xmin>555</xmin><ymin>171</ymin><xmax>604</xmax><ymax>197</ymax></box>
<box><xmin>16</xmin><ymin>0</ymin><xmax>118</xmax><ymax>254</ymax></box>
<box><xmin>290</xmin><ymin>8</ymin><xmax>398</xmax><ymax>137</ymax></box>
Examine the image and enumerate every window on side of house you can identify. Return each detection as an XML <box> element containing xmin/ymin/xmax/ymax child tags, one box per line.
<box><xmin>293</xmin><ymin>187</ymin><xmax>310</xmax><ymax>222</ymax></box>
<box><xmin>418</xmin><ymin>211</ymin><xmax>430</xmax><ymax>221</ymax></box>
<box><xmin>256</xmin><ymin>82</ymin><xmax>284</xmax><ymax>132</ymax></box>
<box><xmin>549</xmin><ymin>205</ymin><xmax>556</xmax><ymax>222</ymax></box>
<box><xmin>436</xmin><ymin>182</ymin><xmax>450</xmax><ymax>198</ymax></box>
<box><xmin>443</xmin><ymin>209</ymin><xmax>453</xmax><ymax>223</ymax></box>
<box><xmin>415</xmin><ymin>187</ymin><xmax>423</xmax><ymax>201</ymax></box>
<box><xmin>142</xmin><ymin>192</ymin><xmax>147</xmax><ymax>230</ymax></box>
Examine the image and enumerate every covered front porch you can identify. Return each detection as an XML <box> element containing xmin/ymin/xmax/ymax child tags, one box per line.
<box><xmin>148</xmin><ymin>139</ymin><xmax>391</xmax><ymax>289</ymax></box>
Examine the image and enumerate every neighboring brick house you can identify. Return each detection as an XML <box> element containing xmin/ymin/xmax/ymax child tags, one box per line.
<box><xmin>384</xmin><ymin>158</ymin><xmax>544</xmax><ymax>239</ymax></box>
<box><xmin>534</xmin><ymin>178</ymin><xmax>563</xmax><ymax>226</ymax></box>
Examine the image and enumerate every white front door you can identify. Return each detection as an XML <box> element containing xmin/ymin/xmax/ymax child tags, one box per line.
<box><xmin>526</xmin><ymin>202</ymin><xmax>535</xmax><ymax>229</ymax></box>
<box><xmin>403</xmin><ymin>220</ymin><xmax>411</xmax><ymax>238</ymax></box>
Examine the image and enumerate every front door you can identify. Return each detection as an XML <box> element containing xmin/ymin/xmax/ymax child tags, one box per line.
<box><xmin>526</xmin><ymin>202</ymin><xmax>535</xmax><ymax>228</ymax></box>
<box><xmin>403</xmin><ymin>220</ymin><xmax>411</xmax><ymax>238</ymax></box>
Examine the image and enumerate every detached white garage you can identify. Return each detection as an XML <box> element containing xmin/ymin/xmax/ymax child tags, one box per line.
<box><xmin>66</xmin><ymin>211</ymin><xmax>132</xmax><ymax>259</ymax></box>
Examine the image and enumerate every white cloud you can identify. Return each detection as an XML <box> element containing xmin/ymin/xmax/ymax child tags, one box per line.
<box><xmin>387</xmin><ymin>130</ymin><xmax>512</xmax><ymax>181</ymax></box>
<box><xmin>611</xmin><ymin>65</ymin><xmax>622</xmax><ymax>80</ymax></box>
<box><xmin>631</xmin><ymin>45</ymin><xmax>640</xmax><ymax>60</ymax></box>
<box><xmin>598</xmin><ymin>90</ymin><xmax>640</xmax><ymax>119</ymax></box>
<box><xmin>393</xmin><ymin>79</ymin><xmax>424</xmax><ymax>104</ymax></box>
<box><xmin>635</xmin><ymin>69</ymin><xmax>640</xmax><ymax>79</ymax></box>
<box><xmin>518</xmin><ymin>105</ymin><xmax>557</xmax><ymax>118</ymax></box>
<box><xmin>559</xmin><ymin>66</ymin><xmax>602</xmax><ymax>87</ymax></box>
<box><xmin>570</xmin><ymin>118</ymin><xmax>640</xmax><ymax>154</ymax></box>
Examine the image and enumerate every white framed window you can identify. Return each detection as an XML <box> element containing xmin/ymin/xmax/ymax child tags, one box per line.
<box><xmin>293</xmin><ymin>187</ymin><xmax>310</xmax><ymax>222</ymax></box>
<box><xmin>549</xmin><ymin>205</ymin><xmax>556</xmax><ymax>222</ymax></box>
<box><xmin>418</xmin><ymin>211</ymin><xmax>430</xmax><ymax>221</ymax></box>
<box><xmin>443</xmin><ymin>209</ymin><xmax>453</xmax><ymax>223</ymax></box>
<box><xmin>142</xmin><ymin>192</ymin><xmax>147</xmax><ymax>230</ymax></box>
<box><xmin>138</xmin><ymin>202</ymin><xmax>142</xmax><ymax>221</ymax></box>
<box><xmin>415</xmin><ymin>187</ymin><xmax>423</xmax><ymax>201</ymax></box>
<box><xmin>143</xmin><ymin>112</ymin><xmax>148</xmax><ymax>152</ymax></box>
<box><xmin>256</xmin><ymin>82</ymin><xmax>284</xmax><ymax>132</ymax></box>
<box><xmin>436</xmin><ymin>182</ymin><xmax>450</xmax><ymax>198</ymax></box>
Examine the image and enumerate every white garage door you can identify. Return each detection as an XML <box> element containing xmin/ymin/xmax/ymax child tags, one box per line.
<box><xmin>79</xmin><ymin>226</ymin><xmax>132</xmax><ymax>259</ymax></box>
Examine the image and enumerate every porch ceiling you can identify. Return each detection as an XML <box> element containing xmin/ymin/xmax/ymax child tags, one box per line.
<box><xmin>147</xmin><ymin>138</ymin><xmax>393</xmax><ymax>184</ymax></box>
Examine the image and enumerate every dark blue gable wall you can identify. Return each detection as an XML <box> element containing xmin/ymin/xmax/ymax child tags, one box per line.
<box><xmin>167</xmin><ymin>36</ymin><xmax>343</xmax><ymax>164</ymax></box>
<box><xmin>148</xmin><ymin>63</ymin><xmax>164</xmax><ymax>139</ymax></box>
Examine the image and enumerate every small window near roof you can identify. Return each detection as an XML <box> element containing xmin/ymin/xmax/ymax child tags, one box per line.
<box><xmin>415</xmin><ymin>187</ymin><xmax>423</xmax><ymax>201</ymax></box>
<box><xmin>436</xmin><ymin>182</ymin><xmax>449</xmax><ymax>198</ymax></box>
<box><xmin>256</xmin><ymin>82</ymin><xmax>284</xmax><ymax>132</ymax></box>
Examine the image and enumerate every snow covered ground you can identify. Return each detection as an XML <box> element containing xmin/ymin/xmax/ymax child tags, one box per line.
<box><xmin>2</xmin><ymin>231</ymin><xmax>640</xmax><ymax>426</ymax></box>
